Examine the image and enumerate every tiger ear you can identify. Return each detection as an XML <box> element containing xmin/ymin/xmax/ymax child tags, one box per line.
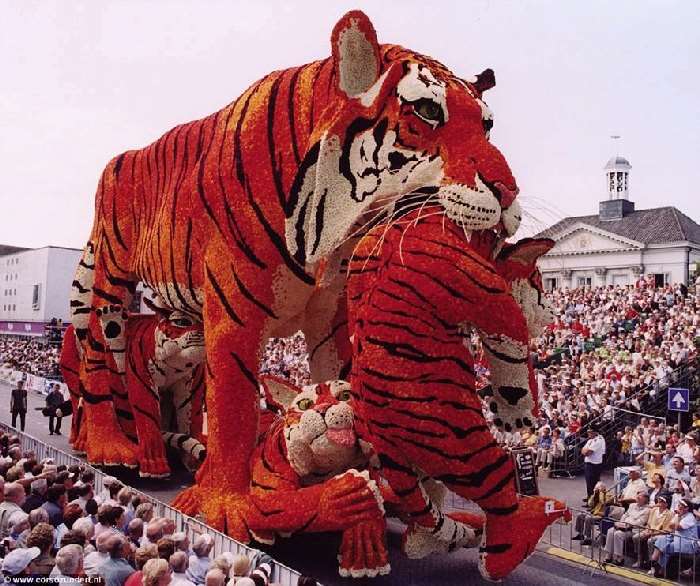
<box><xmin>331</xmin><ymin>10</ymin><xmax>381</xmax><ymax>98</ymax></box>
<box><xmin>260</xmin><ymin>375</ymin><xmax>300</xmax><ymax>411</ymax></box>
<box><xmin>498</xmin><ymin>238</ymin><xmax>554</xmax><ymax>267</ymax></box>
<box><xmin>473</xmin><ymin>68</ymin><xmax>496</xmax><ymax>95</ymax></box>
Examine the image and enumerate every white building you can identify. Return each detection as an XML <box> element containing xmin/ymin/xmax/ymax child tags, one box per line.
<box><xmin>537</xmin><ymin>156</ymin><xmax>700</xmax><ymax>289</ymax></box>
<box><xmin>0</xmin><ymin>246</ymin><xmax>82</xmax><ymax>336</ymax></box>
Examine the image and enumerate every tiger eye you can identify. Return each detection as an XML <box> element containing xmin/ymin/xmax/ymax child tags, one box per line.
<box><xmin>413</xmin><ymin>99</ymin><xmax>442</xmax><ymax>124</ymax></box>
<box><xmin>337</xmin><ymin>390</ymin><xmax>351</xmax><ymax>401</ymax></box>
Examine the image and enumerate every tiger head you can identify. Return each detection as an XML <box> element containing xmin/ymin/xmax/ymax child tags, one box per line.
<box><xmin>260</xmin><ymin>376</ymin><xmax>368</xmax><ymax>482</ymax></box>
<box><xmin>287</xmin><ymin>10</ymin><xmax>520</xmax><ymax>267</ymax></box>
<box><xmin>494</xmin><ymin>238</ymin><xmax>555</xmax><ymax>339</ymax></box>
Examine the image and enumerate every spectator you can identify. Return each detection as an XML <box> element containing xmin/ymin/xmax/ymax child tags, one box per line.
<box><xmin>55</xmin><ymin>502</ymin><xmax>83</xmax><ymax>549</ymax></box>
<box><xmin>53</xmin><ymin>543</ymin><xmax>85</xmax><ymax>580</ymax></box>
<box><xmin>676</xmin><ymin>433</ymin><xmax>698</xmax><ymax>464</ymax></box>
<box><xmin>125</xmin><ymin>544</ymin><xmax>158</xmax><ymax>586</ymax></box>
<box><xmin>632</xmin><ymin>495</ymin><xmax>673</xmax><ymax>569</ymax></box>
<box><xmin>231</xmin><ymin>554</ymin><xmax>251</xmax><ymax>580</ymax></box>
<box><xmin>84</xmin><ymin>530</ymin><xmax>113</xmax><ymax>576</ymax></box>
<box><xmin>0</xmin><ymin>482</ymin><xmax>26</xmax><ymax>537</ymax></box>
<box><xmin>649</xmin><ymin>499</ymin><xmax>698</xmax><ymax>577</ymax></box>
<box><xmin>572</xmin><ymin>481</ymin><xmax>613</xmax><ymax>545</ymax></box>
<box><xmin>169</xmin><ymin>551</ymin><xmax>194</xmax><ymax>586</ymax></box>
<box><xmin>22</xmin><ymin>478</ymin><xmax>47</xmax><ymax>513</ymax></box>
<box><xmin>666</xmin><ymin>456</ymin><xmax>692</xmax><ymax>489</ymax></box>
<box><xmin>42</xmin><ymin>483</ymin><xmax>66</xmax><ymax>526</ymax></box>
<box><xmin>7</xmin><ymin>510</ymin><xmax>29</xmax><ymax>547</ymax></box>
<box><xmin>10</xmin><ymin>380</ymin><xmax>27</xmax><ymax>432</ymax></box>
<box><xmin>71</xmin><ymin>482</ymin><xmax>94</xmax><ymax>511</ymax></box>
<box><xmin>128</xmin><ymin>518</ymin><xmax>144</xmax><ymax>549</ymax></box>
<box><xmin>157</xmin><ymin>537</ymin><xmax>176</xmax><ymax>561</ymax></box>
<box><xmin>204</xmin><ymin>568</ymin><xmax>225</xmax><ymax>586</ymax></box>
<box><xmin>72</xmin><ymin>516</ymin><xmax>95</xmax><ymax>548</ymax></box>
<box><xmin>142</xmin><ymin>557</ymin><xmax>171</xmax><ymax>586</ymax></box>
<box><xmin>603</xmin><ymin>490</ymin><xmax>651</xmax><ymax>565</ymax></box>
<box><xmin>26</xmin><ymin>522</ymin><xmax>55</xmax><ymax>575</ymax></box>
<box><xmin>581</xmin><ymin>425</ymin><xmax>606</xmax><ymax>499</ymax></box>
<box><xmin>617</xmin><ymin>468</ymin><xmax>647</xmax><ymax>507</ymax></box>
<box><xmin>101</xmin><ymin>533</ymin><xmax>136</xmax><ymax>586</ymax></box>
<box><xmin>186</xmin><ymin>535</ymin><xmax>213</xmax><ymax>585</ymax></box>
<box><xmin>1</xmin><ymin>545</ymin><xmax>40</xmax><ymax>580</ymax></box>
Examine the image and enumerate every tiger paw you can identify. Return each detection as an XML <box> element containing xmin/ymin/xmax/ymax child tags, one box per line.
<box><xmin>86</xmin><ymin>428</ymin><xmax>137</xmax><ymax>467</ymax></box>
<box><xmin>71</xmin><ymin>421</ymin><xmax>88</xmax><ymax>454</ymax></box>
<box><xmin>172</xmin><ymin>485</ymin><xmax>203</xmax><ymax>517</ymax></box>
<box><xmin>487</xmin><ymin>396</ymin><xmax>535</xmax><ymax>434</ymax></box>
<box><xmin>339</xmin><ymin>518</ymin><xmax>390</xmax><ymax>578</ymax></box>
<box><xmin>200</xmin><ymin>491</ymin><xmax>256</xmax><ymax>543</ymax></box>
<box><xmin>319</xmin><ymin>470</ymin><xmax>386</xmax><ymax>530</ymax></box>
<box><xmin>402</xmin><ymin>514</ymin><xmax>479</xmax><ymax>559</ymax></box>
<box><xmin>479</xmin><ymin>496</ymin><xmax>570</xmax><ymax>581</ymax></box>
<box><xmin>139</xmin><ymin>455</ymin><xmax>171</xmax><ymax>478</ymax></box>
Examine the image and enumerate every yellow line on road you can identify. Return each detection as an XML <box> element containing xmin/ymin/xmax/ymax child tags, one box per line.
<box><xmin>545</xmin><ymin>546</ymin><xmax>675</xmax><ymax>585</ymax></box>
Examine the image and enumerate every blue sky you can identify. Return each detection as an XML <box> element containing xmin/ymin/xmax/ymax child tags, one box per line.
<box><xmin>1</xmin><ymin>0</ymin><xmax>698</xmax><ymax>247</ymax></box>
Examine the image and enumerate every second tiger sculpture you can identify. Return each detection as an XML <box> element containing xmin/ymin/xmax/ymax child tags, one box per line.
<box><xmin>347</xmin><ymin>207</ymin><xmax>570</xmax><ymax>581</ymax></box>
<box><xmin>69</xmin><ymin>9</ymin><xmax>524</xmax><ymax>529</ymax></box>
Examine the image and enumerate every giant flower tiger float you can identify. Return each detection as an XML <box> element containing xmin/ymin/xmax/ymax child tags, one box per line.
<box><xmin>64</xmin><ymin>7</ymin><xmax>570</xmax><ymax>580</ymax></box>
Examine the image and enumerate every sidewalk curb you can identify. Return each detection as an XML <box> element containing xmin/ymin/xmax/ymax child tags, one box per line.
<box><xmin>545</xmin><ymin>546</ymin><xmax>675</xmax><ymax>585</ymax></box>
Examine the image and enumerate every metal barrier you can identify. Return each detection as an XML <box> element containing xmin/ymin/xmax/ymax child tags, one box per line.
<box><xmin>0</xmin><ymin>422</ymin><xmax>309</xmax><ymax>586</ymax></box>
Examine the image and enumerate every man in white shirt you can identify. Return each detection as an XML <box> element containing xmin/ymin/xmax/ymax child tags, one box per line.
<box><xmin>676</xmin><ymin>434</ymin><xmax>696</xmax><ymax>464</ymax></box>
<box><xmin>582</xmin><ymin>425</ymin><xmax>606</xmax><ymax>500</ymax></box>
<box><xmin>618</xmin><ymin>468</ymin><xmax>647</xmax><ymax>506</ymax></box>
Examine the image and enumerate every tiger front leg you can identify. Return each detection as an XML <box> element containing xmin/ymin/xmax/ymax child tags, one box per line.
<box><xmin>480</xmin><ymin>332</ymin><xmax>535</xmax><ymax>433</ymax></box>
<box><xmin>174</xmin><ymin>244</ymin><xmax>274</xmax><ymax>532</ymax></box>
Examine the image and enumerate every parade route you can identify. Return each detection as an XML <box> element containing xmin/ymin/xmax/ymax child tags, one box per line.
<box><xmin>0</xmin><ymin>381</ymin><xmax>641</xmax><ymax>585</ymax></box>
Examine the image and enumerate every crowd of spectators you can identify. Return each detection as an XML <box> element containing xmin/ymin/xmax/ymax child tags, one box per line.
<box><xmin>259</xmin><ymin>333</ymin><xmax>311</xmax><ymax>388</ymax></box>
<box><xmin>569</xmin><ymin>426</ymin><xmax>700</xmax><ymax>577</ymax></box>
<box><xmin>0</xmin><ymin>431</ymin><xmax>318</xmax><ymax>585</ymax></box>
<box><xmin>483</xmin><ymin>280</ymin><xmax>699</xmax><ymax>460</ymax></box>
<box><xmin>0</xmin><ymin>337</ymin><xmax>61</xmax><ymax>379</ymax></box>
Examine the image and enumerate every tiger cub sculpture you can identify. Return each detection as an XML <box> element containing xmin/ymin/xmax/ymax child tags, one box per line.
<box><xmin>238</xmin><ymin>376</ymin><xmax>389</xmax><ymax>578</ymax></box>
<box><xmin>347</xmin><ymin>207</ymin><xmax>569</xmax><ymax>581</ymax></box>
<box><xmin>60</xmin><ymin>307</ymin><xmax>206</xmax><ymax>476</ymax></box>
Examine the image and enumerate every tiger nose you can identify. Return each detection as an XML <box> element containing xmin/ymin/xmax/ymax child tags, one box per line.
<box><xmin>494</xmin><ymin>182</ymin><xmax>519</xmax><ymax>209</ymax></box>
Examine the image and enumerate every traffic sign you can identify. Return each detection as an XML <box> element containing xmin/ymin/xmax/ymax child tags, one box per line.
<box><xmin>668</xmin><ymin>387</ymin><xmax>690</xmax><ymax>413</ymax></box>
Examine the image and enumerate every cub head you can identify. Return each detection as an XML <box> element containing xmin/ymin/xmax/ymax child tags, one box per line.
<box><xmin>287</xmin><ymin>10</ymin><xmax>520</xmax><ymax>267</ymax></box>
<box><xmin>144</xmin><ymin>297</ymin><xmax>205</xmax><ymax>372</ymax></box>
<box><xmin>494</xmin><ymin>238</ymin><xmax>555</xmax><ymax>339</ymax></box>
<box><xmin>260</xmin><ymin>376</ymin><xmax>367</xmax><ymax>481</ymax></box>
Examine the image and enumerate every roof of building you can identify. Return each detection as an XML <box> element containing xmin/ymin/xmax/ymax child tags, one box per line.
<box><xmin>0</xmin><ymin>245</ymin><xmax>29</xmax><ymax>257</ymax></box>
<box><xmin>604</xmin><ymin>156</ymin><xmax>632</xmax><ymax>170</ymax></box>
<box><xmin>536</xmin><ymin>206</ymin><xmax>700</xmax><ymax>245</ymax></box>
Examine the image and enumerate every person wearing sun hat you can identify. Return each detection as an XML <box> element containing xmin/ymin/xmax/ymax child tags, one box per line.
<box><xmin>649</xmin><ymin>498</ymin><xmax>698</xmax><ymax>577</ymax></box>
<box><xmin>1</xmin><ymin>545</ymin><xmax>40</xmax><ymax>579</ymax></box>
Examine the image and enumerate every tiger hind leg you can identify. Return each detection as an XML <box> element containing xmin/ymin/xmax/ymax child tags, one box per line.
<box><xmin>376</xmin><ymin>455</ymin><xmax>478</xmax><ymax>559</ymax></box>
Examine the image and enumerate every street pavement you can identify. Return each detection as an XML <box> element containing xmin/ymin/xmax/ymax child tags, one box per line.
<box><xmin>0</xmin><ymin>381</ymin><xmax>636</xmax><ymax>585</ymax></box>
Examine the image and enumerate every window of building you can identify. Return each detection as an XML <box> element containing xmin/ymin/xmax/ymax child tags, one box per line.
<box><xmin>577</xmin><ymin>276</ymin><xmax>592</xmax><ymax>287</ymax></box>
<box><xmin>12</xmin><ymin>304</ymin><xmax>15</xmax><ymax>311</ymax></box>
<box><xmin>544</xmin><ymin>277</ymin><xmax>558</xmax><ymax>291</ymax></box>
<box><xmin>32</xmin><ymin>284</ymin><xmax>41</xmax><ymax>310</ymax></box>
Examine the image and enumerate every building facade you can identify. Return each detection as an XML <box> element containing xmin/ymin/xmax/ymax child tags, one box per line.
<box><xmin>537</xmin><ymin>156</ymin><xmax>700</xmax><ymax>289</ymax></box>
<box><xmin>0</xmin><ymin>246</ymin><xmax>82</xmax><ymax>336</ymax></box>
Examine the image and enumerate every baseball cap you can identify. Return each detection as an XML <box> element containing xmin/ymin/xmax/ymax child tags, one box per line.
<box><xmin>2</xmin><ymin>546</ymin><xmax>40</xmax><ymax>575</ymax></box>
